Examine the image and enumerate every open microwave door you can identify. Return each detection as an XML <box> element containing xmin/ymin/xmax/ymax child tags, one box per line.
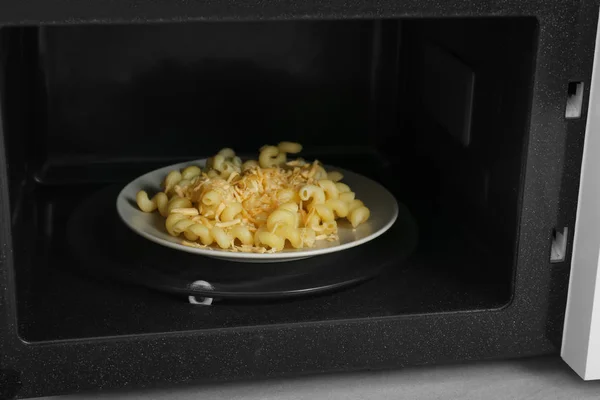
<box><xmin>562</xmin><ymin>12</ymin><xmax>600</xmax><ymax>381</ymax></box>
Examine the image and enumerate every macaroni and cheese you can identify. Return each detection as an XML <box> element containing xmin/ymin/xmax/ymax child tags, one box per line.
<box><xmin>136</xmin><ymin>142</ymin><xmax>371</xmax><ymax>253</ymax></box>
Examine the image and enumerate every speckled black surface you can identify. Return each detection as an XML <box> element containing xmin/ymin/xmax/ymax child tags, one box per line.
<box><xmin>0</xmin><ymin>1</ymin><xmax>598</xmax><ymax>399</ymax></box>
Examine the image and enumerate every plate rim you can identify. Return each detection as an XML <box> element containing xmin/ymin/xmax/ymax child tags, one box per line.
<box><xmin>116</xmin><ymin>159</ymin><xmax>399</xmax><ymax>260</ymax></box>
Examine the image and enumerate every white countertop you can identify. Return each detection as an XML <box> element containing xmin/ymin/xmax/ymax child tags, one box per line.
<box><xmin>40</xmin><ymin>356</ymin><xmax>600</xmax><ymax>400</ymax></box>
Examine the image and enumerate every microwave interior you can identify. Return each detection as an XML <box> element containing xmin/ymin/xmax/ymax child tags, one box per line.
<box><xmin>1</xmin><ymin>17</ymin><xmax>538</xmax><ymax>342</ymax></box>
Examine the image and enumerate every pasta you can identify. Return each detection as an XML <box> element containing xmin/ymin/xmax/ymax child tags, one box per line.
<box><xmin>135</xmin><ymin>142</ymin><xmax>371</xmax><ymax>253</ymax></box>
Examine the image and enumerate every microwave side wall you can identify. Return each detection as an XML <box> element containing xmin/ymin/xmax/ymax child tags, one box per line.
<box><xmin>0</xmin><ymin>2</ymin><xmax>598</xmax><ymax>400</ymax></box>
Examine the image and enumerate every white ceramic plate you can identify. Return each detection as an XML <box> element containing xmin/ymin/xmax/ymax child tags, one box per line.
<box><xmin>116</xmin><ymin>159</ymin><xmax>399</xmax><ymax>263</ymax></box>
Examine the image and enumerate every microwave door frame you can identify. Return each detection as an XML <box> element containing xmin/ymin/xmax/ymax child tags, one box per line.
<box><xmin>562</xmin><ymin>9</ymin><xmax>600</xmax><ymax>381</ymax></box>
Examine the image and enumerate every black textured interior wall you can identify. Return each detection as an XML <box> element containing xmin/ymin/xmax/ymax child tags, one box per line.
<box><xmin>39</xmin><ymin>21</ymin><xmax>382</xmax><ymax>160</ymax></box>
<box><xmin>394</xmin><ymin>18</ymin><xmax>538</xmax><ymax>285</ymax></box>
<box><xmin>0</xmin><ymin>29</ymin><xmax>43</xmax><ymax>213</ymax></box>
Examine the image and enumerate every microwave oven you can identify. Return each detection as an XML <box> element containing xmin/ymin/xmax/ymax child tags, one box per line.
<box><xmin>1</xmin><ymin>0</ymin><xmax>600</xmax><ymax>397</ymax></box>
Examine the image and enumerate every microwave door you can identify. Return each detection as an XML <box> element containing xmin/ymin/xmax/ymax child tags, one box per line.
<box><xmin>562</xmin><ymin>12</ymin><xmax>600</xmax><ymax>381</ymax></box>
